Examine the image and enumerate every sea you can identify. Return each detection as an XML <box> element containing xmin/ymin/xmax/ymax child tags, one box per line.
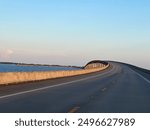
<box><xmin>0</xmin><ymin>63</ymin><xmax>80</xmax><ymax>72</ymax></box>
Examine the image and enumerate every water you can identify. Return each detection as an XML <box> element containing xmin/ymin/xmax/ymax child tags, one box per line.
<box><xmin>0</xmin><ymin>63</ymin><xmax>80</xmax><ymax>72</ymax></box>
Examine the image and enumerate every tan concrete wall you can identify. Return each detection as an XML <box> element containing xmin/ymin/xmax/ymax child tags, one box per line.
<box><xmin>85</xmin><ymin>63</ymin><xmax>106</xmax><ymax>69</ymax></box>
<box><xmin>0</xmin><ymin>64</ymin><xmax>109</xmax><ymax>85</ymax></box>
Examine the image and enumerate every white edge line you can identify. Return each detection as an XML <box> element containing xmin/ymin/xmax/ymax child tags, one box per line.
<box><xmin>131</xmin><ymin>69</ymin><xmax>150</xmax><ymax>84</ymax></box>
<box><xmin>0</xmin><ymin>67</ymin><xmax>114</xmax><ymax>100</ymax></box>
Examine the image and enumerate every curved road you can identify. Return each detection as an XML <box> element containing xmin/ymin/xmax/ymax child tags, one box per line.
<box><xmin>0</xmin><ymin>62</ymin><xmax>150</xmax><ymax>113</ymax></box>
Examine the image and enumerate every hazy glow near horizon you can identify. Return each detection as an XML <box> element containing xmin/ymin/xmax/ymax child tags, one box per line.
<box><xmin>0</xmin><ymin>0</ymin><xmax>150</xmax><ymax>69</ymax></box>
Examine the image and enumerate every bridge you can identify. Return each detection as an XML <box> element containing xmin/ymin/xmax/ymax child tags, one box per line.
<box><xmin>0</xmin><ymin>61</ymin><xmax>150</xmax><ymax>112</ymax></box>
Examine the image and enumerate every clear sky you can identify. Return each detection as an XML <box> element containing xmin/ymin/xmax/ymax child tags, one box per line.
<box><xmin>0</xmin><ymin>0</ymin><xmax>150</xmax><ymax>69</ymax></box>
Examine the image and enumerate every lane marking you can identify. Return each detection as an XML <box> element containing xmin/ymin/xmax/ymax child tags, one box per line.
<box><xmin>133</xmin><ymin>70</ymin><xmax>150</xmax><ymax>84</ymax></box>
<box><xmin>0</xmin><ymin>66</ymin><xmax>116</xmax><ymax>100</ymax></box>
<box><xmin>68</xmin><ymin>106</ymin><xmax>80</xmax><ymax>113</ymax></box>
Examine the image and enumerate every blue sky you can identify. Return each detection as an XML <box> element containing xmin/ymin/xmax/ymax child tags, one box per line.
<box><xmin>0</xmin><ymin>0</ymin><xmax>150</xmax><ymax>68</ymax></box>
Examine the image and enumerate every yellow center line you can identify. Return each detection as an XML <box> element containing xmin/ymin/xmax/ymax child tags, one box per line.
<box><xmin>68</xmin><ymin>106</ymin><xmax>80</xmax><ymax>113</ymax></box>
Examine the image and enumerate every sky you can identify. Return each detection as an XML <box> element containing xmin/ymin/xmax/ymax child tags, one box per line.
<box><xmin>0</xmin><ymin>0</ymin><xmax>150</xmax><ymax>69</ymax></box>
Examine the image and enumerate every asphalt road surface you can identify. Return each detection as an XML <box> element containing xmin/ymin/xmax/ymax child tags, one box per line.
<box><xmin>0</xmin><ymin>62</ymin><xmax>150</xmax><ymax>113</ymax></box>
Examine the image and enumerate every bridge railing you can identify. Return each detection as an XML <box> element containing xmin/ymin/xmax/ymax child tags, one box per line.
<box><xmin>0</xmin><ymin>61</ymin><xmax>109</xmax><ymax>85</ymax></box>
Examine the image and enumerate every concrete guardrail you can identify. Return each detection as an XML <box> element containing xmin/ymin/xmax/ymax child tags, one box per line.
<box><xmin>0</xmin><ymin>64</ymin><xmax>109</xmax><ymax>85</ymax></box>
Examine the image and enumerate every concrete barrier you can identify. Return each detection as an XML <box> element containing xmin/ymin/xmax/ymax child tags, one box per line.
<box><xmin>0</xmin><ymin>64</ymin><xmax>109</xmax><ymax>85</ymax></box>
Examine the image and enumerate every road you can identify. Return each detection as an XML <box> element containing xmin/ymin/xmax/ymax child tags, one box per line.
<box><xmin>0</xmin><ymin>62</ymin><xmax>150</xmax><ymax>113</ymax></box>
